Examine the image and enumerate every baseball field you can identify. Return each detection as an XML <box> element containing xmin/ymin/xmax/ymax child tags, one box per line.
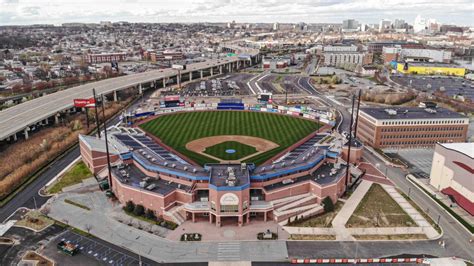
<box><xmin>139</xmin><ymin>111</ymin><xmax>321</xmax><ymax>165</ymax></box>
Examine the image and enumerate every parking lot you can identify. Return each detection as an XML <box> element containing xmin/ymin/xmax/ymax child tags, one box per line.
<box><xmin>384</xmin><ymin>148</ymin><xmax>435</xmax><ymax>174</ymax></box>
<box><xmin>165</xmin><ymin>74</ymin><xmax>255</xmax><ymax>97</ymax></box>
<box><xmin>391</xmin><ymin>75</ymin><xmax>474</xmax><ymax>101</ymax></box>
<box><xmin>54</xmin><ymin>230</ymin><xmax>153</xmax><ymax>266</ymax></box>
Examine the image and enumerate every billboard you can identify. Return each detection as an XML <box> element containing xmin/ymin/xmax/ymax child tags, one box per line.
<box><xmin>73</xmin><ymin>98</ymin><xmax>96</xmax><ymax>108</ymax></box>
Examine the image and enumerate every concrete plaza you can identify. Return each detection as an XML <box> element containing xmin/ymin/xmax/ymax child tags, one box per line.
<box><xmin>46</xmin><ymin>188</ymin><xmax>288</xmax><ymax>263</ymax></box>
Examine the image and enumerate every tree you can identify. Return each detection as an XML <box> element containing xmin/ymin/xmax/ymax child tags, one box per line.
<box><xmin>124</xmin><ymin>200</ymin><xmax>135</xmax><ymax>213</ymax></box>
<box><xmin>145</xmin><ymin>209</ymin><xmax>156</xmax><ymax>220</ymax></box>
<box><xmin>85</xmin><ymin>224</ymin><xmax>92</xmax><ymax>233</ymax></box>
<box><xmin>35</xmin><ymin>81</ymin><xmax>49</xmax><ymax>91</ymax></box>
<box><xmin>322</xmin><ymin>196</ymin><xmax>335</xmax><ymax>212</ymax></box>
<box><xmin>133</xmin><ymin>204</ymin><xmax>145</xmax><ymax>216</ymax></box>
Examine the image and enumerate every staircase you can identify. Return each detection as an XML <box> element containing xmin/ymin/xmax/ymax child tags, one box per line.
<box><xmin>164</xmin><ymin>205</ymin><xmax>185</xmax><ymax>225</ymax></box>
<box><xmin>270</xmin><ymin>193</ymin><xmax>311</xmax><ymax>209</ymax></box>
<box><xmin>272</xmin><ymin>194</ymin><xmax>319</xmax><ymax>223</ymax></box>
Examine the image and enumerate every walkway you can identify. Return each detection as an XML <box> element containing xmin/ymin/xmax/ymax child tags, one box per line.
<box><xmin>358</xmin><ymin>162</ymin><xmax>394</xmax><ymax>186</ymax></box>
<box><xmin>331</xmin><ymin>180</ymin><xmax>373</xmax><ymax>241</ymax></box>
<box><xmin>381</xmin><ymin>184</ymin><xmax>439</xmax><ymax>239</ymax></box>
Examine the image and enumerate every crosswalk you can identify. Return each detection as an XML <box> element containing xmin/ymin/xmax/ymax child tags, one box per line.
<box><xmin>217</xmin><ymin>242</ymin><xmax>241</xmax><ymax>261</ymax></box>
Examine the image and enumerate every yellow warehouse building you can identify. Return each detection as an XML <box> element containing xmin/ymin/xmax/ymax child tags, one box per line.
<box><xmin>397</xmin><ymin>62</ymin><xmax>466</xmax><ymax>77</ymax></box>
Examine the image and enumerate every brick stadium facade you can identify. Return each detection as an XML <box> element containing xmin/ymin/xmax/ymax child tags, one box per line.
<box><xmin>357</xmin><ymin>107</ymin><xmax>468</xmax><ymax>149</ymax></box>
<box><xmin>79</xmin><ymin>111</ymin><xmax>354</xmax><ymax>227</ymax></box>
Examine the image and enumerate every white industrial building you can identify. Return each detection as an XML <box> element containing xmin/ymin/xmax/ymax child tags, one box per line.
<box><xmin>430</xmin><ymin>142</ymin><xmax>474</xmax><ymax>216</ymax></box>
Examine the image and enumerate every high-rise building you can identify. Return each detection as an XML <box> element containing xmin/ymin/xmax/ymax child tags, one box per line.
<box><xmin>342</xmin><ymin>19</ymin><xmax>359</xmax><ymax>32</ymax></box>
<box><xmin>414</xmin><ymin>15</ymin><xmax>438</xmax><ymax>33</ymax></box>
<box><xmin>273</xmin><ymin>22</ymin><xmax>280</xmax><ymax>31</ymax></box>
<box><xmin>394</xmin><ymin>19</ymin><xmax>407</xmax><ymax>29</ymax></box>
<box><xmin>379</xmin><ymin>19</ymin><xmax>392</xmax><ymax>32</ymax></box>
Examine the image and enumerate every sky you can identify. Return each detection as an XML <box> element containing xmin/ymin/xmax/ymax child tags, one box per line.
<box><xmin>0</xmin><ymin>0</ymin><xmax>473</xmax><ymax>26</ymax></box>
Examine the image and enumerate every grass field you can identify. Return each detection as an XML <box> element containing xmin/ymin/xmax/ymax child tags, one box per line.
<box><xmin>204</xmin><ymin>141</ymin><xmax>257</xmax><ymax>161</ymax></box>
<box><xmin>140</xmin><ymin>111</ymin><xmax>321</xmax><ymax>165</ymax></box>
<box><xmin>47</xmin><ymin>161</ymin><xmax>92</xmax><ymax>194</ymax></box>
<box><xmin>346</xmin><ymin>184</ymin><xmax>415</xmax><ymax>228</ymax></box>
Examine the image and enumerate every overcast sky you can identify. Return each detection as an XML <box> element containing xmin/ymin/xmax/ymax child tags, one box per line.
<box><xmin>1</xmin><ymin>0</ymin><xmax>473</xmax><ymax>26</ymax></box>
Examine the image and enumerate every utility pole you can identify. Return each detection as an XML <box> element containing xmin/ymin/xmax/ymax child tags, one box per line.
<box><xmin>93</xmin><ymin>88</ymin><xmax>101</xmax><ymax>138</ymax></box>
<box><xmin>101</xmin><ymin>94</ymin><xmax>112</xmax><ymax>188</ymax></box>
<box><xmin>353</xmin><ymin>89</ymin><xmax>362</xmax><ymax>139</ymax></box>
<box><xmin>345</xmin><ymin>94</ymin><xmax>356</xmax><ymax>188</ymax></box>
<box><xmin>85</xmin><ymin>107</ymin><xmax>90</xmax><ymax>129</ymax></box>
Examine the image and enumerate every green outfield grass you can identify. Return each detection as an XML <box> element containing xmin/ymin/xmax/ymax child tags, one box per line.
<box><xmin>140</xmin><ymin>111</ymin><xmax>321</xmax><ymax>165</ymax></box>
<box><xmin>204</xmin><ymin>141</ymin><xmax>257</xmax><ymax>161</ymax></box>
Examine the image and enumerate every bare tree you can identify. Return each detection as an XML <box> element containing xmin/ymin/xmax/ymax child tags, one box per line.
<box><xmin>85</xmin><ymin>224</ymin><xmax>92</xmax><ymax>234</ymax></box>
<box><xmin>40</xmin><ymin>206</ymin><xmax>50</xmax><ymax>216</ymax></box>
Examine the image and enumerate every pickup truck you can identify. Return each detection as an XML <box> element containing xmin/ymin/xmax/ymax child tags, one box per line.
<box><xmin>57</xmin><ymin>241</ymin><xmax>79</xmax><ymax>256</ymax></box>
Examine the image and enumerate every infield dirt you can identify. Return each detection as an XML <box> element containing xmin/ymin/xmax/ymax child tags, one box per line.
<box><xmin>185</xmin><ymin>135</ymin><xmax>279</xmax><ymax>163</ymax></box>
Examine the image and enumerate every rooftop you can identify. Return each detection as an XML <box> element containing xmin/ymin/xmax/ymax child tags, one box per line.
<box><xmin>112</xmin><ymin>164</ymin><xmax>192</xmax><ymax>195</ymax></box>
<box><xmin>263</xmin><ymin>161</ymin><xmax>345</xmax><ymax>191</ymax></box>
<box><xmin>208</xmin><ymin>164</ymin><xmax>250</xmax><ymax>188</ymax></box>
<box><xmin>438</xmin><ymin>142</ymin><xmax>474</xmax><ymax>159</ymax></box>
<box><xmin>402</xmin><ymin>62</ymin><xmax>464</xmax><ymax>68</ymax></box>
<box><xmin>360</xmin><ymin>107</ymin><xmax>466</xmax><ymax>120</ymax></box>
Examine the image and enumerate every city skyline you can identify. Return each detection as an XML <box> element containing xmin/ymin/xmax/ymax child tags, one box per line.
<box><xmin>1</xmin><ymin>0</ymin><xmax>473</xmax><ymax>26</ymax></box>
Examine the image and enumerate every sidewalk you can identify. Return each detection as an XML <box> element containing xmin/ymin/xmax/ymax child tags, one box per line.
<box><xmin>381</xmin><ymin>184</ymin><xmax>439</xmax><ymax>239</ymax></box>
<box><xmin>331</xmin><ymin>180</ymin><xmax>373</xmax><ymax>241</ymax></box>
<box><xmin>283</xmin><ymin>227</ymin><xmax>335</xmax><ymax>235</ymax></box>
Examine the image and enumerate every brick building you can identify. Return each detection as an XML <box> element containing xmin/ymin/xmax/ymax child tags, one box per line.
<box><xmin>79</xmin><ymin>111</ymin><xmax>352</xmax><ymax>227</ymax></box>
<box><xmin>357</xmin><ymin>107</ymin><xmax>468</xmax><ymax>149</ymax></box>
<box><xmin>143</xmin><ymin>50</ymin><xmax>184</xmax><ymax>62</ymax></box>
<box><xmin>85</xmin><ymin>53</ymin><xmax>127</xmax><ymax>64</ymax></box>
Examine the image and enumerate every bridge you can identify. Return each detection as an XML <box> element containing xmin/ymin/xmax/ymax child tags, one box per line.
<box><xmin>0</xmin><ymin>47</ymin><xmax>260</xmax><ymax>141</ymax></box>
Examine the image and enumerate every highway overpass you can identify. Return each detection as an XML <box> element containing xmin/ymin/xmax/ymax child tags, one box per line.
<box><xmin>0</xmin><ymin>48</ymin><xmax>260</xmax><ymax>141</ymax></box>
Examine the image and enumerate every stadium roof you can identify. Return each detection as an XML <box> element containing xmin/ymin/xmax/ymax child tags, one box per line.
<box><xmin>360</xmin><ymin>107</ymin><xmax>466</xmax><ymax>120</ymax></box>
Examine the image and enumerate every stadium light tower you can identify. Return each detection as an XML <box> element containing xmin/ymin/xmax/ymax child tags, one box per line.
<box><xmin>100</xmin><ymin>94</ymin><xmax>113</xmax><ymax>188</ymax></box>
<box><xmin>93</xmin><ymin>88</ymin><xmax>101</xmax><ymax>138</ymax></box>
<box><xmin>344</xmin><ymin>94</ymin><xmax>356</xmax><ymax>188</ymax></box>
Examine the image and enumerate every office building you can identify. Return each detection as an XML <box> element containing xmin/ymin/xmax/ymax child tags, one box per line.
<box><xmin>357</xmin><ymin>107</ymin><xmax>468</xmax><ymax>149</ymax></box>
<box><xmin>383</xmin><ymin>47</ymin><xmax>452</xmax><ymax>64</ymax></box>
<box><xmin>342</xmin><ymin>19</ymin><xmax>359</xmax><ymax>32</ymax></box>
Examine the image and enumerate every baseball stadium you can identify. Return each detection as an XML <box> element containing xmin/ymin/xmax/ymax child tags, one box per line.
<box><xmin>79</xmin><ymin>100</ymin><xmax>361</xmax><ymax>227</ymax></box>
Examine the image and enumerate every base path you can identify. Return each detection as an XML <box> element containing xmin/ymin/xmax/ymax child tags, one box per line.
<box><xmin>185</xmin><ymin>135</ymin><xmax>279</xmax><ymax>163</ymax></box>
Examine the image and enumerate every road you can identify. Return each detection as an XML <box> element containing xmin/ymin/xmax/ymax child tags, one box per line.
<box><xmin>296</xmin><ymin>76</ymin><xmax>351</xmax><ymax>132</ymax></box>
<box><xmin>0</xmin><ymin>94</ymin><xmax>149</xmax><ymax>223</ymax></box>
<box><xmin>362</xmin><ymin>149</ymin><xmax>474</xmax><ymax>260</ymax></box>
<box><xmin>0</xmin><ymin>50</ymin><xmax>259</xmax><ymax>141</ymax></box>
<box><xmin>286</xmin><ymin>149</ymin><xmax>473</xmax><ymax>261</ymax></box>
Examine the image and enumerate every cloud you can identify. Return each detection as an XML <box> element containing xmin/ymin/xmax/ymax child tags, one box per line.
<box><xmin>0</xmin><ymin>0</ymin><xmax>472</xmax><ymax>25</ymax></box>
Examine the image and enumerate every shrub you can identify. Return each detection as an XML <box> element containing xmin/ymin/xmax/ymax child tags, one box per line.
<box><xmin>133</xmin><ymin>204</ymin><xmax>145</xmax><ymax>216</ymax></box>
<box><xmin>145</xmin><ymin>209</ymin><xmax>156</xmax><ymax>220</ymax></box>
<box><xmin>322</xmin><ymin>196</ymin><xmax>335</xmax><ymax>212</ymax></box>
<box><xmin>124</xmin><ymin>201</ymin><xmax>135</xmax><ymax>213</ymax></box>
